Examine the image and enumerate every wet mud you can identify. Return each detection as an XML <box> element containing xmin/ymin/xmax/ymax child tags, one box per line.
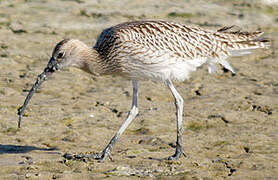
<box><xmin>0</xmin><ymin>0</ymin><xmax>277</xmax><ymax>179</ymax></box>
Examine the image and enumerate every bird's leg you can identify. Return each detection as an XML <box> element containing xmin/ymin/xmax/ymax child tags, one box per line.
<box><xmin>96</xmin><ymin>80</ymin><xmax>139</xmax><ymax>162</ymax></box>
<box><xmin>166</xmin><ymin>79</ymin><xmax>184</xmax><ymax>160</ymax></box>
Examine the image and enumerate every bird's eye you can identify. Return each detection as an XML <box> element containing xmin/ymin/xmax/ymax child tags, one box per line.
<box><xmin>57</xmin><ymin>52</ymin><xmax>64</xmax><ymax>59</ymax></box>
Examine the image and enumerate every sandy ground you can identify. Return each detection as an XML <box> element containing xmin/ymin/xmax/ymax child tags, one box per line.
<box><xmin>0</xmin><ymin>0</ymin><xmax>278</xmax><ymax>179</ymax></box>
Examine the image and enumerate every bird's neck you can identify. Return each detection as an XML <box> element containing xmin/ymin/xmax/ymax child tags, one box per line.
<box><xmin>78</xmin><ymin>48</ymin><xmax>108</xmax><ymax>76</ymax></box>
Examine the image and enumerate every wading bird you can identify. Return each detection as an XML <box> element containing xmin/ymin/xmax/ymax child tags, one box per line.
<box><xmin>18</xmin><ymin>20</ymin><xmax>269</xmax><ymax>162</ymax></box>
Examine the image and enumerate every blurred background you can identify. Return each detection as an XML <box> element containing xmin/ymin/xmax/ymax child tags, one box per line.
<box><xmin>0</xmin><ymin>0</ymin><xmax>277</xmax><ymax>179</ymax></box>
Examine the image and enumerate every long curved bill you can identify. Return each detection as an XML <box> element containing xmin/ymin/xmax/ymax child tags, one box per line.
<box><xmin>17</xmin><ymin>57</ymin><xmax>57</xmax><ymax>128</ymax></box>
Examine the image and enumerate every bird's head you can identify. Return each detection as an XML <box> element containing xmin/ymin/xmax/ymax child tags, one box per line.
<box><xmin>17</xmin><ymin>39</ymin><xmax>96</xmax><ymax>128</ymax></box>
<box><xmin>45</xmin><ymin>39</ymin><xmax>88</xmax><ymax>75</ymax></box>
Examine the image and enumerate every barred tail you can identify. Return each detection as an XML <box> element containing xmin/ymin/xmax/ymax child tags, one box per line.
<box><xmin>208</xmin><ymin>26</ymin><xmax>270</xmax><ymax>74</ymax></box>
<box><xmin>217</xmin><ymin>26</ymin><xmax>270</xmax><ymax>56</ymax></box>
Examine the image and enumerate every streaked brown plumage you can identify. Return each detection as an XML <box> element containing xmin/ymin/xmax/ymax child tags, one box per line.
<box><xmin>88</xmin><ymin>20</ymin><xmax>268</xmax><ymax>81</ymax></box>
<box><xmin>18</xmin><ymin>20</ymin><xmax>269</xmax><ymax>162</ymax></box>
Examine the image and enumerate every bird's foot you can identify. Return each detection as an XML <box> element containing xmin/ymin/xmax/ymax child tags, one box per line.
<box><xmin>63</xmin><ymin>151</ymin><xmax>113</xmax><ymax>162</ymax></box>
<box><xmin>95</xmin><ymin>150</ymin><xmax>113</xmax><ymax>162</ymax></box>
<box><xmin>167</xmin><ymin>151</ymin><xmax>183</xmax><ymax>160</ymax></box>
<box><xmin>167</xmin><ymin>144</ymin><xmax>186</xmax><ymax>160</ymax></box>
<box><xmin>148</xmin><ymin>144</ymin><xmax>186</xmax><ymax>161</ymax></box>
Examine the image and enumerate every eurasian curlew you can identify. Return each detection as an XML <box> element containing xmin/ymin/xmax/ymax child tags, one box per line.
<box><xmin>18</xmin><ymin>20</ymin><xmax>269</xmax><ymax>162</ymax></box>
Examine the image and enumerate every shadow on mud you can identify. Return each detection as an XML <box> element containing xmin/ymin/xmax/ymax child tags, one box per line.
<box><xmin>0</xmin><ymin>144</ymin><xmax>58</xmax><ymax>154</ymax></box>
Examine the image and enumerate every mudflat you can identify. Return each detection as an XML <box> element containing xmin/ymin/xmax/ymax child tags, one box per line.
<box><xmin>0</xmin><ymin>0</ymin><xmax>277</xmax><ymax>179</ymax></box>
